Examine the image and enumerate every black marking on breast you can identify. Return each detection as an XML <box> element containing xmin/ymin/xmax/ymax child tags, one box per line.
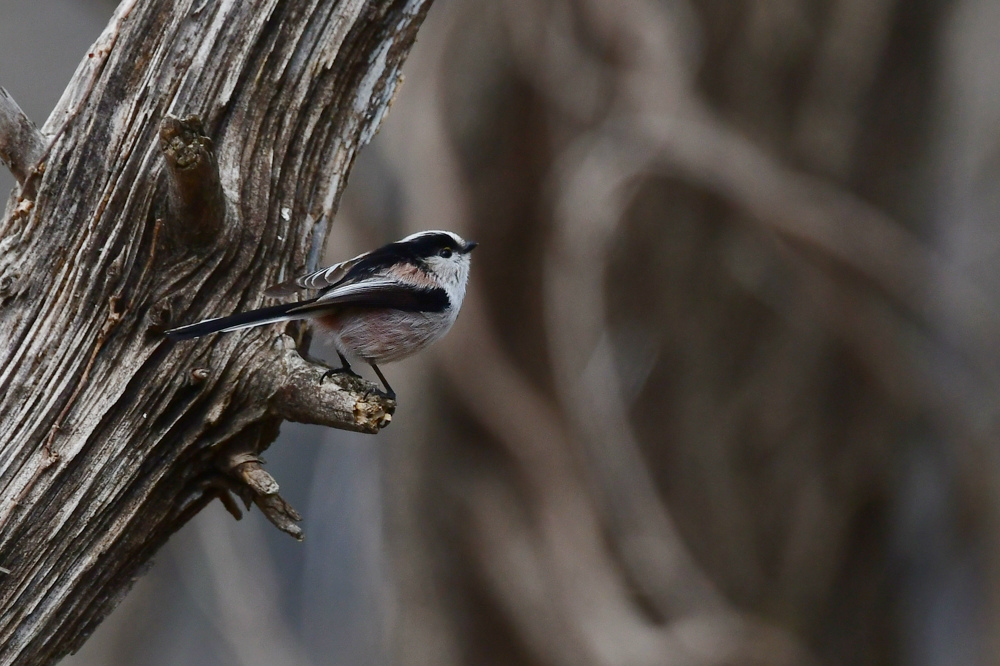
<box><xmin>357</xmin><ymin>285</ymin><xmax>450</xmax><ymax>313</ymax></box>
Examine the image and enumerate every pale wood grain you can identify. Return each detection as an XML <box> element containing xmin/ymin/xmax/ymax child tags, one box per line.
<box><xmin>0</xmin><ymin>0</ymin><xmax>429</xmax><ymax>663</ymax></box>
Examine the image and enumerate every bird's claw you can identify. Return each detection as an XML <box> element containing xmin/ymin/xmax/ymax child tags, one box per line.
<box><xmin>320</xmin><ymin>366</ymin><xmax>361</xmax><ymax>385</ymax></box>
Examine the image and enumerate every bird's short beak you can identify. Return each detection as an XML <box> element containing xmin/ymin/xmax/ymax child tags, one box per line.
<box><xmin>462</xmin><ymin>241</ymin><xmax>479</xmax><ymax>254</ymax></box>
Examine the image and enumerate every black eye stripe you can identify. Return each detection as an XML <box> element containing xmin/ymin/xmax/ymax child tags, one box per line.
<box><xmin>338</xmin><ymin>233</ymin><xmax>461</xmax><ymax>282</ymax></box>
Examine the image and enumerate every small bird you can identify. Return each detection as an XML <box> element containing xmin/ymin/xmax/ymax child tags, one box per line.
<box><xmin>165</xmin><ymin>230</ymin><xmax>477</xmax><ymax>398</ymax></box>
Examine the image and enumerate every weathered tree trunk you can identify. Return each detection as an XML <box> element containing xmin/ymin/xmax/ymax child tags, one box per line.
<box><xmin>0</xmin><ymin>1</ymin><xmax>430</xmax><ymax>663</ymax></box>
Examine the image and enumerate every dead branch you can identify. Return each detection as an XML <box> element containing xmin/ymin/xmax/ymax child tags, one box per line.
<box><xmin>224</xmin><ymin>451</ymin><xmax>304</xmax><ymax>540</ymax></box>
<box><xmin>0</xmin><ymin>0</ymin><xmax>430</xmax><ymax>663</ymax></box>
<box><xmin>268</xmin><ymin>334</ymin><xmax>395</xmax><ymax>432</ymax></box>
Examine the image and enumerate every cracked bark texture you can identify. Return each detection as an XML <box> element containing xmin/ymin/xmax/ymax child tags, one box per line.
<box><xmin>0</xmin><ymin>0</ymin><xmax>428</xmax><ymax>664</ymax></box>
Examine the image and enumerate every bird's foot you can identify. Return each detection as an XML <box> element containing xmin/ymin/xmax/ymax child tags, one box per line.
<box><xmin>320</xmin><ymin>365</ymin><xmax>362</xmax><ymax>385</ymax></box>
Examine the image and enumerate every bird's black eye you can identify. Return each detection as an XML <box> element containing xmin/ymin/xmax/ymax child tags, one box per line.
<box><xmin>439</xmin><ymin>248</ymin><xmax>453</xmax><ymax>258</ymax></box>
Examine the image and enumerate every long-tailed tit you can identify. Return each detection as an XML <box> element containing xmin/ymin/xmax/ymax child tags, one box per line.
<box><xmin>165</xmin><ymin>230</ymin><xmax>477</xmax><ymax>398</ymax></box>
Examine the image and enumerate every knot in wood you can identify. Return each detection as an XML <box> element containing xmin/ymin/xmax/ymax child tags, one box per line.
<box><xmin>146</xmin><ymin>298</ymin><xmax>173</xmax><ymax>332</ymax></box>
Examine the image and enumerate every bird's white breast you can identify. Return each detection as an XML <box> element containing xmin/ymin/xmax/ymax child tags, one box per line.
<box><xmin>330</xmin><ymin>308</ymin><xmax>457</xmax><ymax>363</ymax></box>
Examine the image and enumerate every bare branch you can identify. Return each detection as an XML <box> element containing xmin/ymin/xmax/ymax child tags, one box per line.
<box><xmin>225</xmin><ymin>452</ymin><xmax>304</xmax><ymax>540</ymax></box>
<box><xmin>267</xmin><ymin>334</ymin><xmax>395</xmax><ymax>434</ymax></box>
<box><xmin>0</xmin><ymin>87</ymin><xmax>46</xmax><ymax>185</ymax></box>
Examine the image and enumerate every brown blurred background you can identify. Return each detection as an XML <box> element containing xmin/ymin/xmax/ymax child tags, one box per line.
<box><xmin>5</xmin><ymin>0</ymin><xmax>1000</xmax><ymax>664</ymax></box>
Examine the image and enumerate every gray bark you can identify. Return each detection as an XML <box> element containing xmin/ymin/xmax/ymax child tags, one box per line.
<box><xmin>0</xmin><ymin>89</ymin><xmax>44</xmax><ymax>186</ymax></box>
<box><xmin>0</xmin><ymin>0</ymin><xmax>429</xmax><ymax>663</ymax></box>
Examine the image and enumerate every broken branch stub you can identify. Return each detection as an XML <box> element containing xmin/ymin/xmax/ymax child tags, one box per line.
<box><xmin>225</xmin><ymin>452</ymin><xmax>304</xmax><ymax>540</ymax></box>
<box><xmin>0</xmin><ymin>87</ymin><xmax>46</xmax><ymax>185</ymax></box>
<box><xmin>160</xmin><ymin>115</ymin><xmax>227</xmax><ymax>249</ymax></box>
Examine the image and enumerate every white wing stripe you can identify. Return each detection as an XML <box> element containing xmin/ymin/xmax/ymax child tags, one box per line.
<box><xmin>312</xmin><ymin>277</ymin><xmax>406</xmax><ymax>303</ymax></box>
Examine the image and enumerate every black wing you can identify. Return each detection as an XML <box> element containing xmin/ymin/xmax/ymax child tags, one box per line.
<box><xmin>290</xmin><ymin>277</ymin><xmax>450</xmax><ymax>314</ymax></box>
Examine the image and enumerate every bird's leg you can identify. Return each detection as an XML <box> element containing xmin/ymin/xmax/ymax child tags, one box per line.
<box><xmin>336</xmin><ymin>352</ymin><xmax>358</xmax><ymax>374</ymax></box>
<box><xmin>370</xmin><ymin>363</ymin><xmax>395</xmax><ymax>399</ymax></box>
<box><xmin>320</xmin><ymin>352</ymin><xmax>361</xmax><ymax>384</ymax></box>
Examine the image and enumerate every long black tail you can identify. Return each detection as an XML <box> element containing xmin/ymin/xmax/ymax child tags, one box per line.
<box><xmin>165</xmin><ymin>298</ymin><xmax>319</xmax><ymax>341</ymax></box>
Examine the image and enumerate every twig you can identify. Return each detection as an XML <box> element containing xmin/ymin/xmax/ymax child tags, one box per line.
<box><xmin>224</xmin><ymin>452</ymin><xmax>303</xmax><ymax>540</ymax></box>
